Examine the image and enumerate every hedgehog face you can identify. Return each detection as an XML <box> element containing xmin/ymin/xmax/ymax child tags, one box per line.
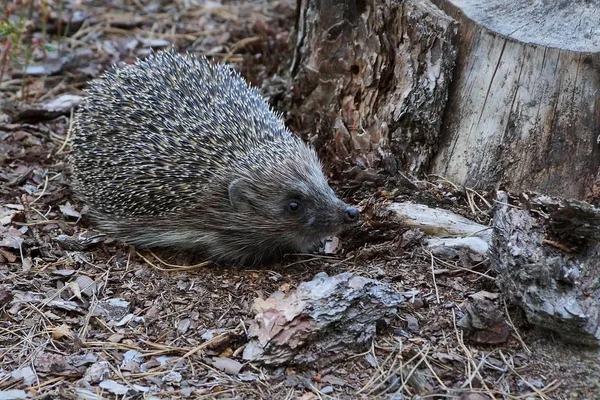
<box><xmin>227</xmin><ymin>147</ymin><xmax>360</xmax><ymax>255</ymax></box>
<box><xmin>276</xmin><ymin>187</ymin><xmax>360</xmax><ymax>253</ymax></box>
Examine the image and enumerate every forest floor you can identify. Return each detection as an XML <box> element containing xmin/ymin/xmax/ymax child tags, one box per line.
<box><xmin>0</xmin><ymin>0</ymin><xmax>598</xmax><ymax>399</ymax></box>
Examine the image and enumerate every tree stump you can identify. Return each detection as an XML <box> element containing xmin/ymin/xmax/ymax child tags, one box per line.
<box><xmin>429</xmin><ymin>0</ymin><xmax>600</xmax><ymax>199</ymax></box>
<box><xmin>286</xmin><ymin>0</ymin><xmax>457</xmax><ymax>178</ymax></box>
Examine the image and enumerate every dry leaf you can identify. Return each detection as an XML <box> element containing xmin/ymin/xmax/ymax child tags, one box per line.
<box><xmin>99</xmin><ymin>379</ymin><xmax>129</xmax><ymax>395</ymax></box>
<box><xmin>52</xmin><ymin>323</ymin><xmax>73</xmax><ymax>340</ymax></box>
<box><xmin>59</xmin><ymin>202</ymin><xmax>82</xmax><ymax>219</ymax></box>
<box><xmin>211</xmin><ymin>357</ymin><xmax>243</xmax><ymax>375</ymax></box>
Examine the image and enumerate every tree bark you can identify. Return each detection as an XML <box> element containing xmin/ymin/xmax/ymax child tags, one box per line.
<box><xmin>490</xmin><ymin>191</ymin><xmax>600</xmax><ymax>346</ymax></box>
<box><xmin>429</xmin><ymin>0</ymin><xmax>600</xmax><ymax>200</ymax></box>
<box><xmin>286</xmin><ymin>0</ymin><xmax>457</xmax><ymax>178</ymax></box>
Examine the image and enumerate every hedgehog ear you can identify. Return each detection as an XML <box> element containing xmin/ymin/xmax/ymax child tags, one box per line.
<box><xmin>228</xmin><ymin>178</ymin><xmax>254</xmax><ymax>211</ymax></box>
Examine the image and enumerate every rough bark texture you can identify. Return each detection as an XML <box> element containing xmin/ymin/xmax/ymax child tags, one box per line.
<box><xmin>429</xmin><ymin>0</ymin><xmax>600</xmax><ymax>199</ymax></box>
<box><xmin>243</xmin><ymin>272</ymin><xmax>404</xmax><ymax>367</ymax></box>
<box><xmin>490</xmin><ymin>191</ymin><xmax>600</xmax><ymax>346</ymax></box>
<box><xmin>286</xmin><ymin>0</ymin><xmax>457</xmax><ymax>178</ymax></box>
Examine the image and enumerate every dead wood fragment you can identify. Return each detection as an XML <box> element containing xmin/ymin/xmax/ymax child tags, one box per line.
<box><xmin>490</xmin><ymin>191</ymin><xmax>600</xmax><ymax>346</ymax></box>
<box><xmin>9</xmin><ymin>290</ymin><xmax>84</xmax><ymax>313</ymax></box>
<box><xmin>35</xmin><ymin>351</ymin><xmax>96</xmax><ymax>377</ymax></box>
<box><xmin>0</xmin><ymin>285</ymin><xmax>14</xmax><ymax>307</ymax></box>
<box><xmin>1</xmin><ymin>94</ymin><xmax>82</xmax><ymax>123</ymax></box>
<box><xmin>243</xmin><ymin>272</ymin><xmax>404</xmax><ymax>367</ymax></box>
<box><xmin>458</xmin><ymin>293</ymin><xmax>510</xmax><ymax>345</ymax></box>
<box><xmin>382</xmin><ymin>201</ymin><xmax>491</xmax><ymax>256</ymax></box>
<box><xmin>519</xmin><ymin>192</ymin><xmax>600</xmax><ymax>243</ymax></box>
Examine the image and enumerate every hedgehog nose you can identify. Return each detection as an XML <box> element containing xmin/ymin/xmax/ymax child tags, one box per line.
<box><xmin>344</xmin><ymin>206</ymin><xmax>360</xmax><ymax>224</ymax></box>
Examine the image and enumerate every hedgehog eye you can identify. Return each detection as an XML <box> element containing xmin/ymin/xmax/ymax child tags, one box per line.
<box><xmin>287</xmin><ymin>200</ymin><xmax>301</xmax><ymax>212</ymax></box>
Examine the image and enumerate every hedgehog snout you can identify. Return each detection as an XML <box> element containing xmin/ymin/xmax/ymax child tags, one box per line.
<box><xmin>320</xmin><ymin>186</ymin><xmax>360</xmax><ymax>226</ymax></box>
<box><xmin>343</xmin><ymin>206</ymin><xmax>360</xmax><ymax>224</ymax></box>
<box><xmin>320</xmin><ymin>200</ymin><xmax>360</xmax><ymax>232</ymax></box>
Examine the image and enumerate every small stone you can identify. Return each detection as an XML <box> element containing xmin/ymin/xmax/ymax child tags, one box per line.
<box><xmin>177</xmin><ymin>318</ymin><xmax>191</xmax><ymax>335</ymax></box>
<box><xmin>211</xmin><ymin>357</ymin><xmax>243</xmax><ymax>375</ymax></box>
<box><xmin>0</xmin><ymin>390</ymin><xmax>28</xmax><ymax>399</ymax></box>
<box><xmin>405</xmin><ymin>314</ymin><xmax>419</xmax><ymax>332</ymax></box>
<box><xmin>107</xmin><ymin>333</ymin><xmax>125</xmax><ymax>343</ymax></box>
<box><xmin>321</xmin><ymin>386</ymin><xmax>334</xmax><ymax>394</ymax></box>
<box><xmin>10</xmin><ymin>367</ymin><xmax>36</xmax><ymax>386</ymax></box>
<box><xmin>75</xmin><ymin>275</ymin><xmax>97</xmax><ymax>297</ymax></box>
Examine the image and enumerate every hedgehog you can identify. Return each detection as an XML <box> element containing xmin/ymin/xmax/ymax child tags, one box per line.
<box><xmin>68</xmin><ymin>50</ymin><xmax>360</xmax><ymax>266</ymax></box>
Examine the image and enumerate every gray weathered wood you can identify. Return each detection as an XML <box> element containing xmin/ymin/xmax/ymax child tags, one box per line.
<box><xmin>384</xmin><ymin>201</ymin><xmax>491</xmax><ymax>255</ymax></box>
<box><xmin>490</xmin><ymin>191</ymin><xmax>600</xmax><ymax>346</ymax></box>
<box><xmin>437</xmin><ymin>0</ymin><xmax>600</xmax><ymax>52</ymax></box>
<box><xmin>429</xmin><ymin>0</ymin><xmax>600</xmax><ymax>199</ymax></box>
<box><xmin>243</xmin><ymin>272</ymin><xmax>404</xmax><ymax>367</ymax></box>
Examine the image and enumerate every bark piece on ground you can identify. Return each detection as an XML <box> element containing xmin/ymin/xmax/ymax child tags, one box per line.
<box><xmin>490</xmin><ymin>191</ymin><xmax>600</xmax><ymax>346</ymax></box>
<box><xmin>243</xmin><ymin>272</ymin><xmax>404</xmax><ymax>367</ymax></box>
